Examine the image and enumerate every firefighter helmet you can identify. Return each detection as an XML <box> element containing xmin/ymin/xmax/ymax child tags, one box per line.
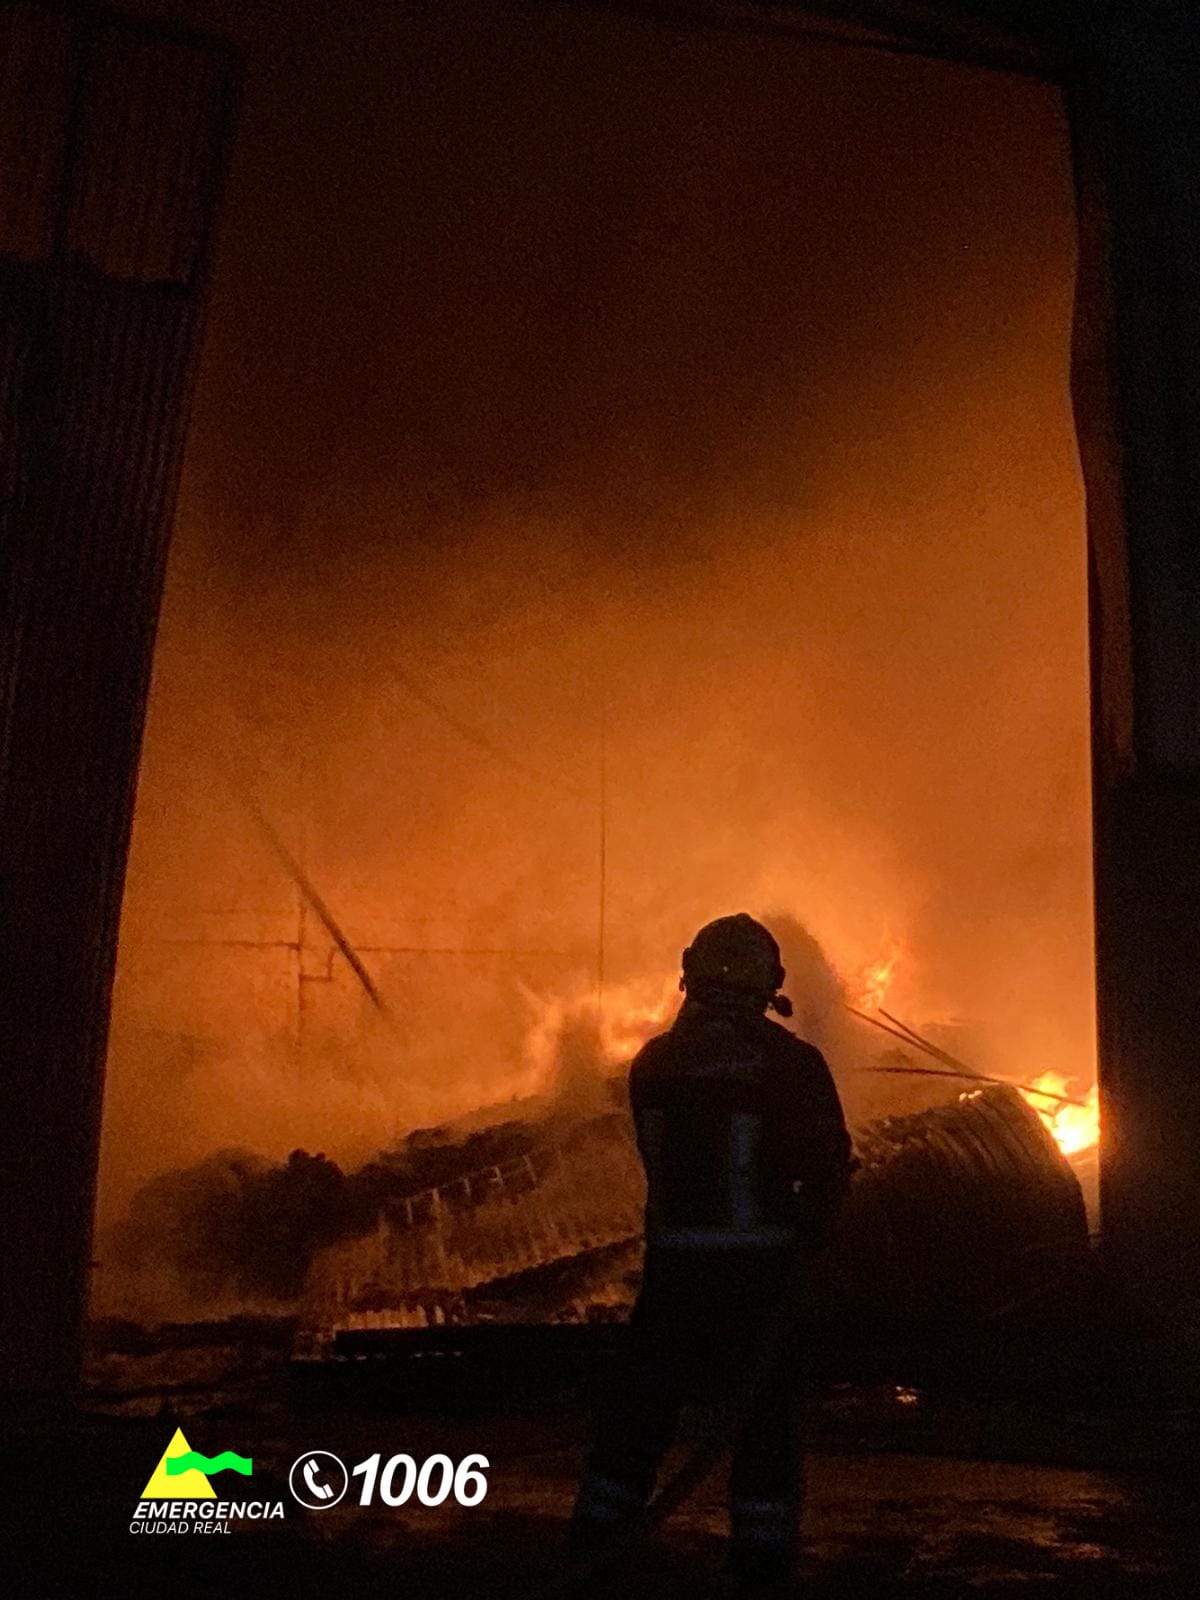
<box><xmin>681</xmin><ymin>914</ymin><xmax>786</xmax><ymax>1005</ymax></box>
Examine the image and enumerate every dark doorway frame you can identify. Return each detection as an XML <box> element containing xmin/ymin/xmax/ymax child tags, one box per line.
<box><xmin>3</xmin><ymin>0</ymin><xmax>1198</xmax><ymax>1397</ymax></box>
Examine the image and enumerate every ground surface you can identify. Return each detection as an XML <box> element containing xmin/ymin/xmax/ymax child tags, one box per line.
<box><xmin>5</xmin><ymin>1341</ymin><xmax>1198</xmax><ymax>1598</ymax></box>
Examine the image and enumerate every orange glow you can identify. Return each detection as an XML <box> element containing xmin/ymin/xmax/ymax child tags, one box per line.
<box><xmin>522</xmin><ymin>976</ymin><xmax>679</xmax><ymax>1086</ymax></box>
<box><xmin>1020</xmin><ymin>1072</ymin><xmax>1100</xmax><ymax>1159</ymax></box>
<box><xmin>91</xmin><ymin>25</ymin><xmax>1096</xmax><ymax>1291</ymax></box>
<box><xmin>855</xmin><ymin>946</ymin><xmax>901</xmax><ymax>1012</ymax></box>
<box><xmin>600</xmin><ymin>981</ymin><xmax>678</xmax><ymax>1062</ymax></box>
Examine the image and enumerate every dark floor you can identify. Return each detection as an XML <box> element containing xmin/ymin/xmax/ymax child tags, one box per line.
<box><xmin>5</xmin><ymin>1339</ymin><xmax>1199</xmax><ymax>1599</ymax></box>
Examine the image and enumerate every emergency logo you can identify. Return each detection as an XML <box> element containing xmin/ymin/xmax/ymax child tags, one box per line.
<box><xmin>131</xmin><ymin>1428</ymin><xmax>284</xmax><ymax>1535</ymax></box>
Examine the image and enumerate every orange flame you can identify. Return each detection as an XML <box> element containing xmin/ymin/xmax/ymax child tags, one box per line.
<box><xmin>521</xmin><ymin>975</ymin><xmax>677</xmax><ymax>1087</ymax></box>
<box><xmin>854</xmin><ymin>945</ymin><xmax>901</xmax><ymax>1011</ymax></box>
<box><xmin>599</xmin><ymin>980</ymin><xmax>677</xmax><ymax>1061</ymax></box>
<box><xmin>1019</xmin><ymin>1071</ymin><xmax>1100</xmax><ymax>1159</ymax></box>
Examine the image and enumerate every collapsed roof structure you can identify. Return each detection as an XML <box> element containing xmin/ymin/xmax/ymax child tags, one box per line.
<box><xmin>301</xmin><ymin>1080</ymin><xmax>1092</xmax><ymax>1340</ymax></box>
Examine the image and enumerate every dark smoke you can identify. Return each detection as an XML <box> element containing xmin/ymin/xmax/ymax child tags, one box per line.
<box><xmin>95</xmin><ymin>3</ymin><xmax>1094</xmax><ymax>1315</ymax></box>
<box><xmin>98</xmin><ymin>916</ymin><xmax>894</xmax><ymax>1322</ymax></box>
<box><xmin>103</xmin><ymin>1111</ymin><xmax>573</xmax><ymax>1317</ymax></box>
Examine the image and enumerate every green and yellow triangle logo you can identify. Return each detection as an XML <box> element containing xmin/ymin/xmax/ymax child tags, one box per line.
<box><xmin>142</xmin><ymin>1427</ymin><xmax>216</xmax><ymax>1499</ymax></box>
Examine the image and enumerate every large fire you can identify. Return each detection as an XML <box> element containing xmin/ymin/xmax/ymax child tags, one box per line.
<box><xmin>534</xmin><ymin>952</ymin><xmax>1103</xmax><ymax>1172</ymax></box>
<box><xmin>90</xmin><ymin>6</ymin><xmax>1097</xmax><ymax>1310</ymax></box>
<box><xmin>1019</xmin><ymin>1072</ymin><xmax>1100</xmax><ymax>1160</ymax></box>
<box><xmin>852</xmin><ymin>944</ymin><xmax>1099</xmax><ymax>1164</ymax></box>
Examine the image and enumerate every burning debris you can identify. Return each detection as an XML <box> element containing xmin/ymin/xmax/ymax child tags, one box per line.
<box><xmin>849</xmin><ymin>1002</ymin><xmax>1101</xmax><ymax>1162</ymax></box>
<box><xmin>1020</xmin><ymin>1073</ymin><xmax>1101</xmax><ymax>1159</ymax></box>
<box><xmin>96</xmin><ymin>886</ymin><xmax>1098</xmax><ymax>1338</ymax></box>
<box><xmin>304</xmin><ymin>1097</ymin><xmax>645</xmax><ymax>1333</ymax></box>
<box><xmin>302</xmin><ymin>1080</ymin><xmax>1092</xmax><ymax>1337</ymax></box>
<box><xmin>99</xmin><ymin>1106</ymin><xmax>611</xmax><ymax>1322</ymax></box>
<box><xmin>98</xmin><ymin>934</ymin><xmax>1099</xmax><ymax>1338</ymax></box>
<box><xmin>100</xmin><ymin>1060</ymin><xmax>1094</xmax><ymax>1342</ymax></box>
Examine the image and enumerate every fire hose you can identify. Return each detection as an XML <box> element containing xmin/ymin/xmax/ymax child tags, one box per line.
<box><xmin>533</xmin><ymin>1243</ymin><xmax>823</xmax><ymax>1598</ymax></box>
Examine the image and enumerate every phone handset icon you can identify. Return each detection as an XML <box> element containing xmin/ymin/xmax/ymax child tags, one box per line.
<box><xmin>289</xmin><ymin>1450</ymin><xmax>348</xmax><ymax>1509</ymax></box>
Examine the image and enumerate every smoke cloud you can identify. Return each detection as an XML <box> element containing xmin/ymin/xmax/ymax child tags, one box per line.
<box><xmin>96</xmin><ymin>917</ymin><xmax>852</xmax><ymax>1321</ymax></box>
<box><xmin>95</xmin><ymin>3</ymin><xmax>1092</xmax><ymax>1312</ymax></box>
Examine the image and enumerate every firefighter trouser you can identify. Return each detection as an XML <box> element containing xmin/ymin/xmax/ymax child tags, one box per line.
<box><xmin>570</xmin><ymin>1251</ymin><xmax>803</xmax><ymax>1580</ymax></box>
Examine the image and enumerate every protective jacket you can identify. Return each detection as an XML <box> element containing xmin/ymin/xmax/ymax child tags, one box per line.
<box><xmin>631</xmin><ymin>997</ymin><xmax>852</xmax><ymax>1256</ymax></box>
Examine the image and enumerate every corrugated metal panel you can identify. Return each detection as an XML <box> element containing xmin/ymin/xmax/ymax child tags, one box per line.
<box><xmin>839</xmin><ymin>1085</ymin><xmax>1092</xmax><ymax>1325</ymax></box>
<box><xmin>0</xmin><ymin>1</ymin><xmax>237</xmax><ymax>1393</ymax></box>
<box><xmin>0</xmin><ymin>4</ymin><xmax>72</xmax><ymax>260</ymax></box>
<box><xmin>304</xmin><ymin>1119</ymin><xmax>646</xmax><ymax>1327</ymax></box>
<box><xmin>63</xmin><ymin>26</ymin><xmax>230</xmax><ymax>284</ymax></box>
<box><xmin>297</xmin><ymin>1085</ymin><xmax>1091</xmax><ymax>1334</ymax></box>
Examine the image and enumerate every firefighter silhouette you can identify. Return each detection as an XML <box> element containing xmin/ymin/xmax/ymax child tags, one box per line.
<box><xmin>570</xmin><ymin>914</ymin><xmax>853</xmax><ymax>1591</ymax></box>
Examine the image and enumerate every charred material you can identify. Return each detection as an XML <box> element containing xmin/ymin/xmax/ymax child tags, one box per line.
<box><xmin>299</xmin><ymin>1083</ymin><xmax>1092</xmax><ymax>1339</ymax></box>
<box><xmin>303</xmin><ymin>1107</ymin><xmax>645</xmax><ymax>1334</ymax></box>
<box><xmin>103</xmin><ymin>1075</ymin><xmax>1092</xmax><ymax>1338</ymax></box>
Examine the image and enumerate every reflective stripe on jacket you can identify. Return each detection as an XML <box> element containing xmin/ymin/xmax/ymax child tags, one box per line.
<box><xmin>630</xmin><ymin>1000</ymin><xmax>852</xmax><ymax>1253</ymax></box>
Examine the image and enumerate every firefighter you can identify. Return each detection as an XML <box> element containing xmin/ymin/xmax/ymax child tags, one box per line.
<box><xmin>569</xmin><ymin>914</ymin><xmax>853</xmax><ymax>1593</ymax></box>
